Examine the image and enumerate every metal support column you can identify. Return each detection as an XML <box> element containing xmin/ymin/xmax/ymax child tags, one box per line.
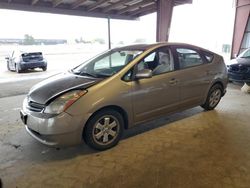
<box><xmin>156</xmin><ymin>0</ymin><xmax>174</xmax><ymax>42</ymax></box>
<box><xmin>231</xmin><ymin>0</ymin><xmax>250</xmax><ymax>58</ymax></box>
<box><xmin>108</xmin><ymin>17</ymin><xmax>111</xmax><ymax>49</ymax></box>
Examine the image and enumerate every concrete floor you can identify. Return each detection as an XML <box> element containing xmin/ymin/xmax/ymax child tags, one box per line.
<box><xmin>1</xmin><ymin>83</ymin><xmax>250</xmax><ymax>188</ymax></box>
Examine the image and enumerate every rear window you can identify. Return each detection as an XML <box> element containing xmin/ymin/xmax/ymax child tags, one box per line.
<box><xmin>22</xmin><ymin>52</ymin><xmax>43</xmax><ymax>57</ymax></box>
<box><xmin>202</xmin><ymin>51</ymin><xmax>214</xmax><ymax>63</ymax></box>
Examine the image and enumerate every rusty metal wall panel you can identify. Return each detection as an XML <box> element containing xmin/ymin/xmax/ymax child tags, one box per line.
<box><xmin>156</xmin><ymin>0</ymin><xmax>174</xmax><ymax>42</ymax></box>
<box><xmin>231</xmin><ymin>0</ymin><xmax>250</xmax><ymax>58</ymax></box>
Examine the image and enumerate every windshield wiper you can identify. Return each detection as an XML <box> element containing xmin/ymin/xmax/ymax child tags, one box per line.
<box><xmin>80</xmin><ymin>71</ymin><xmax>96</xmax><ymax>78</ymax></box>
<box><xmin>95</xmin><ymin>73</ymin><xmax>113</xmax><ymax>78</ymax></box>
<box><xmin>70</xmin><ymin>69</ymin><xmax>96</xmax><ymax>78</ymax></box>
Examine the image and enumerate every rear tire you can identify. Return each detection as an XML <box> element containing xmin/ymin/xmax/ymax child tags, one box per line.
<box><xmin>15</xmin><ymin>64</ymin><xmax>21</xmax><ymax>73</ymax></box>
<box><xmin>83</xmin><ymin>109</ymin><xmax>124</xmax><ymax>150</ymax></box>
<box><xmin>201</xmin><ymin>84</ymin><xmax>223</xmax><ymax>111</ymax></box>
<box><xmin>42</xmin><ymin>66</ymin><xmax>47</xmax><ymax>71</ymax></box>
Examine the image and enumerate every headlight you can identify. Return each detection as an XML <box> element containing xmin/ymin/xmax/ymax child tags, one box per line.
<box><xmin>23</xmin><ymin>97</ymin><xmax>28</xmax><ymax>110</ymax></box>
<box><xmin>44</xmin><ymin>90</ymin><xmax>87</xmax><ymax>115</ymax></box>
<box><xmin>18</xmin><ymin>56</ymin><xmax>23</xmax><ymax>63</ymax></box>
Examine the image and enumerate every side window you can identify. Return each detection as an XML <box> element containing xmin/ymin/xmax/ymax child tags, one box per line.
<box><xmin>137</xmin><ymin>48</ymin><xmax>174</xmax><ymax>76</ymax></box>
<box><xmin>144</xmin><ymin>52</ymin><xmax>156</xmax><ymax>62</ymax></box>
<box><xmin>202</xmin><ymin>51</ymin><xmax>214</xmax><ymax>63</ymax></box>
<box><xmin>12</xmin><ymin>51</ymin><xmax>20</xmax><ymax>61</ymax></box>
<box><xmin>14</xmin><ymin>52</ymin><xmax>20</xmax><ymax>59</ymax></box>
<box><xmin>11</xmin><ymin>51</ymin><xmax>15</xmax><ymax>58</ymax></box>
<box><xmin>176</xmin><ymin>48</ymin><xmax>204</xmax><ymax>69</ymax></box>
<box><xmin>123</xmin><ymin>69</ymin><xmax>133</xmax><ymax>82</ymax></box>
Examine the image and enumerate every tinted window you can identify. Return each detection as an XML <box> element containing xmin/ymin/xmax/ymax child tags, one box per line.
<box><xmin>137</xmin><ymin>48</ymin><xmax>174</xmax><ymax>76</ymax></box>
<box><xmin>176</xmin><ymin>48</ymin><xmax>203</xmax><ymax>69</ymax></box>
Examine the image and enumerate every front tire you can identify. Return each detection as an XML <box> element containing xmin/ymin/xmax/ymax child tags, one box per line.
<box><xmin>42</xmin><ymin>66</ymin><xmax>47</xmax><ymax>71</ymax></box>
<box><xmin>7</xmin><ymin>62</ymin><xmax>11</xmax><ymax>71</ymax></box>
<box><xmin>83</xmin><ymin>109</ymin><xmax>124</xmax><ymax>150</ymax></box>
<box><xmin>201</xmin><ymin>84</ymin><xmax>223</xmax><ymax>111</ymax></box>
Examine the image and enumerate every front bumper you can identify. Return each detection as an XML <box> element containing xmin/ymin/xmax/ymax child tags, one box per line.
<box><xmin>20</xmin><ymin>109</ymin><xmax>87</xmax><ymax>147</ymax></box>
<box><xmin>228</xmin><ymin>72</ymin><xmax>250</xmax><ymax>82</ymax></box>
<box><xmin>25</xmin><ymin>125</ymin><xmax>81</xmax><ymax>146</ymax></box>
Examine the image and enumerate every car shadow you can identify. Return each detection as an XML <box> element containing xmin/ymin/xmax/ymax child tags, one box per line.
<box><xmin>3</xmin><ymin>69</ymin><xmax>44</xmax><ymax>75</ymax></box>
<box><xmin>19</xmin><ymin>69</ymin><xmax>45</xmax><ymax>74</ymax></box>
<box><xmin>123</xmin><ymin>107</ymin><xmax>203</xmax><ymax>139</ymax></box>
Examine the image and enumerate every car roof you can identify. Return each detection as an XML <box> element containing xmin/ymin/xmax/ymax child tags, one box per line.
<box><xmin>113</xmin><ymin>42</ymin><xmax>214</xmax><ymax>54</ymax></box>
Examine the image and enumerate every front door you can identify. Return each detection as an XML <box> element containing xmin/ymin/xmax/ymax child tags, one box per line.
<box><xmin>131</xmin><ymin>47</ymin><xmax>180</xmax><ymax>124</ymax></box>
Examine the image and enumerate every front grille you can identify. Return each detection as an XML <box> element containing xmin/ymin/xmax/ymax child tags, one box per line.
<box><xmin>27</xmin><ymin>101</ymin><xmax>45</xmax><ymax>112</ymax></box>
<box><xmin>229</xmin><ymin>64</ymin><xmax>248</xmax><ymax>73</ymax></box>
<box><xmin>28</xmin><ymin>127</ymin><xmax>41</xmax><ymax>136</ymax></box>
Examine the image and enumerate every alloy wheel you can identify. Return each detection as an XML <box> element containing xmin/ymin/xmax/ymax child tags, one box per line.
<box><xmin>92</xmin><ymin>115</ymin><xmax>120</xmax><ymax>146</ymax></box>
<box><xmin>209</xmin><ymin>89</ymin><xmax>222</xmax><ymax>108</ymax></box>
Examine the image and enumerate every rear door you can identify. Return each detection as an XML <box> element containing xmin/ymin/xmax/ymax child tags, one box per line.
<box><xmin>172</xmin><ymin>46</ymin><xmax>211</xmax><ymax>107</ymax></box>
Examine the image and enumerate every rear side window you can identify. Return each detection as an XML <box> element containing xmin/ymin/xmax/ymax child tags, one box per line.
<box><xmin>202</xmin><ymin>51</ymin><xmax>214</xmax><ymax>63</ymax></box>
<box><xmin>176</xmin><ymin>48</ymin><xmax>204</xmax><ymax>69</ymax></box>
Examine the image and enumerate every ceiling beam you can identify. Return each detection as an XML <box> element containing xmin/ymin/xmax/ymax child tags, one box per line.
<box><xmin>129</xmin><ymin>4</ymin><xmax>156</xmax><ymax>16</ymax></box>
<box><xmin>53</xmin><ymin>0</ymin><xmax>64</xmax><ymax>8</ymax></box>
<box><xmin>135</xmin><ymin>7</ymin><xmax>156</xmax><ymax>17</ymax></box>
<box><xmin>0</xmin><ymin>2</ymin><xmax>136</xmax><ymax>20</ymax></box>
<box><xmin>71</xmin><ymin>0</ymin><xmax>88</xmax><ymax>9</ymax></box>
<box><xmin>102</xmin><ymin>0</ymin><xmax>133</xmax><ymax>13</ymax></box>
<box><xmin>118</xmin><ymin>0</ymin><xmax>155</xmax><ymax>15</ymax></box>
<box><xmin>87</xmin><ymin>0</ymin><xmax>108</xmax><ymax>11</ymax></box>
<box><xmin>174</xmin><ymin>0</ymin><xmax>192</xmax><ymax>6</ymax></box>
<box><xmin>31</xmin><ymin>0</ymin><xmax>39</xmax><ymax>5</ymax></box>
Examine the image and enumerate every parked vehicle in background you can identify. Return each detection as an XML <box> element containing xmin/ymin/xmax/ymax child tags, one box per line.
<box><xmin>228</xmin><ymin>48</ymin><xmax>250</xmax><ymax>82</ymax></box>
<box><xmin>20</xmin><ymin>42</ymin><xmax>228</xmax><ymax>150</ymax></box>
<box><xmin>6</xmin><ymin>50</ymin><xmax>47</xmax><ymax>73</ymax></box>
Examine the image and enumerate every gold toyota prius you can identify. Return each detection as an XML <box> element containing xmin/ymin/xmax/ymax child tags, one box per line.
<box><xmin>20</xmin><ymin>43</ymin><xmax>228</xmax><ymax>150</ymax></box>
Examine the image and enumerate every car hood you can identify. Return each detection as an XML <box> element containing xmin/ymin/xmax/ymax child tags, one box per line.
<box><xmin>28</xmin><ymin>72</ymin><xmax>102</xmax><ymax>104</ymax></box>
<box><xmin>234</xmin><ymin>57</ymin><xmax>250</xmax><ymax>65</ymax></box>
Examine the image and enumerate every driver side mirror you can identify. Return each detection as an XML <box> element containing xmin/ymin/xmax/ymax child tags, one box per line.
<box><xmin>135</xmin><ymin>69</ymin><xmax>152</xmax><ymax>79</ymax></box>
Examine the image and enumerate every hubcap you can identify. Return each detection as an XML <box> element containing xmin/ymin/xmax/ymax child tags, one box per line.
<box><xmin>209</xmin><ymin>89</ymin><xmax>221</xmax><ymax>108</ymax></box>
<box><xmin>92</xmin><ymin>115</ymin><xmax>119</xmax><ymax>145</ymax></box>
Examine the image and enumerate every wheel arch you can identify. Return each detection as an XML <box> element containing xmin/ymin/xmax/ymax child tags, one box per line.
<box><xmin>83</xmin><ymin>105</ymin><xmax>129</xmax><ymax>135</ymax></box>
<box><xmin>211</xmin><ymin>81</ymin><xmax>224</xmax><ymax>91</ymax></box>
<box><xmin>202</xmin><ymin>80</ymin><xmax>225</xmax><ymax>105</ymax></box>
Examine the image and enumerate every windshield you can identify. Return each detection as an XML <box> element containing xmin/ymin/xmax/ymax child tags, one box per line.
<box><xmin>72</xmin><ymin>50</ymin><xmax>143</xmax><ymax>78</ymax></box>
<box><xmin>239</xmin><ymin>48</ymin><xmax>250</xmax><ymax>58</ymax></box>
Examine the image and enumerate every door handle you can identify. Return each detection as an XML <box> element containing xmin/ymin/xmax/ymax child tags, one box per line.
<box><xmin>169</xmin><ymin>78</ymin><xmax>178</xmax><ymax>85</ymax></box>
<box><xmin>206</xmin><ymin>70</ymin><xmax>217</xmax><ymax>76</ymax></box>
